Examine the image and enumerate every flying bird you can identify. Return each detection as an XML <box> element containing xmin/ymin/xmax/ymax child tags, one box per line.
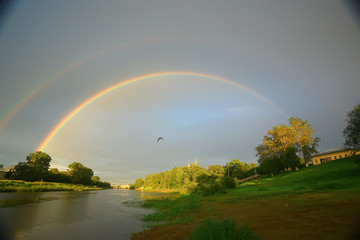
<box><xmin>157</xmin><ymin>137</ymin><xmax>163</xmax><ymax>142</ymax></box>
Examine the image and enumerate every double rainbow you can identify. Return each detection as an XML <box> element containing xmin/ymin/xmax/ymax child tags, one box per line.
<box><xmin>37</xmin><ymin>71</ymin><xmax>287</xmax><ymax>151</ymax></box>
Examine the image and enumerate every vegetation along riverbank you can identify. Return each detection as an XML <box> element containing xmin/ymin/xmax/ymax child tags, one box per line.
<box><xmin>0</xmin><ymin>151</ymin><xmax>110</xmax><ymax>192</ymax></box>
<box><xmin>0</xmin><ymin>180</ymin><xmax>103</xmax><ymax>192</ymax></box>
<box><xmin>132</xmin><ymin>155</ymin><xmax>360</xmax><ymax>240</ymax></box>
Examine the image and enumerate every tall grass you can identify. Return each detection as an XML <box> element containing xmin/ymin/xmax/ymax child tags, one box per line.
<box><xmin>190</xmin><ymin>219</ymin><xmax>258</xmax><ymax>240</ymax></box>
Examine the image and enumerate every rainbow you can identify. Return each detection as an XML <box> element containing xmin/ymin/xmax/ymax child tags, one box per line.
<box><xmin>37</xmin><ymin>71</ymin><xmax>287</xmax><ymax>151</ymax></box>
<box><xmin>0</xmin><ymin>37</ymin><xmax>168</xmax><ymax>132</ymax></box>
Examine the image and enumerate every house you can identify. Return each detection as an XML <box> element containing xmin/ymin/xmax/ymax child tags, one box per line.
<box><xmin>0</xmin><ymin>165</ymin><xmax>15</xmax><ymax>179</ymax></box>
<box><xmin>312</xmin><ymin>147</ymin><xmax>360</xmax><ymax>165</ymax></box>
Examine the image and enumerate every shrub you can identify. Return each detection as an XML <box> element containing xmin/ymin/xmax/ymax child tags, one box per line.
<box><xmin>221</xmin><ymin>176</ymin><xmax>236</xmax><ymax>188</ymax></box>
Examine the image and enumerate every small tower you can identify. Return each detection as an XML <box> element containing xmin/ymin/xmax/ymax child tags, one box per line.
<box><xmin>194</xmin><ymin>158</ymin><xmax>198</xmax><ymax>166</ymax></box>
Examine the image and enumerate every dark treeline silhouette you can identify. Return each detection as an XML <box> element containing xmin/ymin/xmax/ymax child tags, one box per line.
<box><xmin>6</xmin><ymin>151</ymin><xmax>110</xmax><ymax>188</ymax></box>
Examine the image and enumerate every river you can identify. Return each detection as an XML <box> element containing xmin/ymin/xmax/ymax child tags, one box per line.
<box><xmin>0</xmin><ymin>189</ymin><xmax>173</xmax><ymax>240</ymax></box>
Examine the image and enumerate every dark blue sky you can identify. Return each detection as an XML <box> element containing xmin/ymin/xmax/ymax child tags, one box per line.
<box><xmin>0</xmin><ymin>0</ymin><xmax>359</xmax><ymax>184</ymax></box>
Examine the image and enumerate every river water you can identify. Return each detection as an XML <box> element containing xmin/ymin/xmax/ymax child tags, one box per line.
<box><xmin>0</xmin><ymin>189</ymin><xmax>171</xmax><ymax>240</ymax></box>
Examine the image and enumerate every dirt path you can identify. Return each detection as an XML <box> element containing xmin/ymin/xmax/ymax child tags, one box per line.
<box><xmin>131</xmin><ymin>192</ymin><xmax>360</xmax><ymax>240</ymax></box>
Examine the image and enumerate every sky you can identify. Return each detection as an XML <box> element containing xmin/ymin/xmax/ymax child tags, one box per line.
<box><xmin>0</xmin><ymin>0</ymin><xmax>359</xmax><ymax>184</ymax></box>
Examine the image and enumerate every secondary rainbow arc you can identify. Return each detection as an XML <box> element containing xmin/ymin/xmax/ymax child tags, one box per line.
<box><xmin>37</xmin><ymin>71</ymin><xmax>287</xmax><ymax>151</ymax></box>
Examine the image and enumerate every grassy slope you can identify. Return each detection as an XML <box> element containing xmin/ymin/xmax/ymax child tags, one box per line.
<box><xmin>228</xmin><ymin>155</ymin><xmax>360</xmax><ymax>200</ymax></box>
<box><xmin>133</xmin><ymin>156</ymin><xmax>360</xmax><ymax>240</ymax></box>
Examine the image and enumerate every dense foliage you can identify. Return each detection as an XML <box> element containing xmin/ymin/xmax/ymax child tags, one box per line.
<box><xmin>131</xmin><ymin>160</ymin><xmax>258</xmax><ymax>195</ymax></box>
<box><xmin>343</xmin><ymin>102</ymin><xmax>360</xmax><ymax>149</ymax></box>
<box><xmin>6</xmin><ymin>151</ymin><xmax>110</xmax><ymax>188</ymax></box>
<box><xmin>255</xmin><ymin>117</ymin><xmax>319</xmax><ymax>175</ymax></box>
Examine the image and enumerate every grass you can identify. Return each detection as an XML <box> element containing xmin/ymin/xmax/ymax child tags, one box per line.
<box><xmin>189</xmin><ymin>219</ymin><xmax>258</xmax><ymax>240</ymax></box>
<box><xmin>224</xmin><ymin>155</ymin><xmax>360</xmax><ymax>202</ymax></box>
<box><xmin>141</xmin><ymin>194</ymin><xmax>200</xmax><ymax>224</ymax></box>
<box><xmin>0</xmin><ymin>180</ymin><xmax>102</xmax><ymax>192</ymax></box>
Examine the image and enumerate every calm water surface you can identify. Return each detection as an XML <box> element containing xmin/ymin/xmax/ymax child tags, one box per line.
<box><xmin>0</xmin><ymin>190</ymin><xmax>172</xmax><ymax>240</ymax></box>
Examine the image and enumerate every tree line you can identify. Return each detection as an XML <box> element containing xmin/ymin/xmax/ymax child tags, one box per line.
<box><xmin>6</xmin><ymin>151</ymin><xmax>110</xmax><ymax>188</ymax></box>
<box><xmin>131</xmin><ymin>159</ymin><xmax>259</xmax><ymax>195</ymax></box>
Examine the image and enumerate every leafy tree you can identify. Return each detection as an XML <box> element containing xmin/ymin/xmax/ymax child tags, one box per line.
<box><xmin>68</xmin><ymin>162</ymin><xmax>94</xmax><ymax>185</ymax></box>
<box><xmin>196</xmin><ymin>173</ymin><xmax>224</xmax><ymax>195</ymax></box>
<box><xmin>288</xmin><ymin>117</ymin><xmax>320</xmax><ymax>163</ymax></box>
<box><xmin>45</xmin><ymin>168</ymin><xmax>70</xmax><ymax>183</ymax></box>
<box><xmin>224</xmin><ymin>159</ymin><xmax>256</xmax><ymax>179</ymax></box>
<box><xmin>257</xmin><ymin>152</ymin><xmax>282</xmax><ymax>175</ymax></box>
<box><xmin>221</xmin><ymin>176</ymin><xmax>235</xmax><ymax>188</ymax></box>
<box><xmin>7</xmin><ymin>162</ymin><xmax>35</xmax><ymax>181</ymax></box>
<box><xmin>96</xmin><ymin>181</ymin><xmax>111</xmax><ymax>188</ymax></box>
<box><xmin>92</xmin><ymin>176</ymin><xmax>100</xmax><ymax>182</ymax></box>
<box><xmin>49</xmin><ymin>168</ymin><xmax>60</xmax><ymax>174</ymax></box>
<box><xmin>92</xmin><ymin>176</ymin><xmax>111</xmax><ymax>188</ymax></box>
<box><xmin>208</xmin><ymin>165</ymin><xmax>225</xmax><ymax>177</ymax></box>
<box><xmin>281</xmin><ymin>147</ymin><xmax>301</xmax><ymax>170</ymax></box>
<box><xmin>174</xmin><ymin>166</ymin><xmax>185</xmax><ymax>187</ymax></box>
<box><xmin>7</xmin><ymin>151</ymin><xmax>52</xmax><ymax>181</ymax></box>
<box><xmin>256</xmin><ymin>117</ymin><xmax>319</xmax><ymax>170</ymax></box>
<box><xmin>257</xmin><ymin>147</ymin><xmax>301</xmax><ymax>174</ymax></box>
<box><xmin>133</xmin><ymin>178</ymin><xmax>144</xmax><ymax>189</ymax></box>
<box><xmin>26</xmin><ymin>151</ymin><xmax>52</xmax><ymax>181</ymax></box>
<box><xmin>183</xmin><ymin>164</ymin><xmax>201</xmax><ymax>182</ymax></box>
<box><xmin>343</xmin><ymin>103</ymin><xmax>360</xmax><ymax>149</ymax></box>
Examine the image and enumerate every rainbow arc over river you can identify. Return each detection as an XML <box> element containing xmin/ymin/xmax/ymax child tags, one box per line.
<box><xmin>37</xmin><ymin>71</ymin><xmax>287</xmax><ymax>151</ymax></box>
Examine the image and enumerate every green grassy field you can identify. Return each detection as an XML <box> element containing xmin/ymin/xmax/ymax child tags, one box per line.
<box><xmin>0</xmin><ymin>180</ymin><xmax>103</xmax><ymax>192</ymax></box>
<box><xmin>226</xmin><ymin>155</ymin><xmax>360</xmax><ymax>201</ymax></box>
<box><xmin>133</xmin><ymin>155</ymin><xmax>360</xmax><ymax>240</ymax></box>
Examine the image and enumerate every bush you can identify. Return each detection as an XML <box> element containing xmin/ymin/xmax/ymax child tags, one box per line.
<box><xmin>190</xmin><ymin>219</ymin><xmax>258</xmax><ymax>240</ymax></box>
<box><xmin>221</xmin><ymin>176</ymin><xmax>236</xmax><ymax>188</ymax></box>
<box><xmin>195</xmin><ymin>174</ymin><xmax>225</xmax><ymax>196</ymax></box>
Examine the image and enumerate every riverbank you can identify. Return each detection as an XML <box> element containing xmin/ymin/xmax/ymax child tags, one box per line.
<box><xmin>132</xmin><ymin>156</ymin><xmax>360</xmax><ymax>239</ymax></box>
<box><xmin>0</xmin><ymin>180</ymin><xmax>104</xmax><ymax>192</ymax></box>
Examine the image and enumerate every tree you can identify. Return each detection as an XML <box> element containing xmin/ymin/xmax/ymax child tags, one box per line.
<box><xmin>343</xmin><ymin>103</ymin><xmax>360</xmax><ymax>149</ymax></box>
<box><xmin>7</xmin><ymin>162</ymin><xmax>36</xmax><ymax>181</ymax></box>
<box><xmin>256</xmin><ymin>117</ymin><xmax>319</xmax><ymax>167</ymax></box>
<box><xmin>26</xmin><ymin>151</ymin><xmax>51</xmax><ymax>181</ymax></box>
<box><xmin>196</xmin><ymin>173</ymin><xmax>223</xmax><ymax>195</ymax></box>
<box><xmin>45</xmin><ymin>168</ymin><xmax>70</xmax><ymax>183</ymax></box>
<box><xmin>288</xmin><ymin>117</ymin><xmax>320</xmax><ymax>163</ymax></box>
<box><xmin>224</xmin><ymin>159</ymin><xmax>251</xmax><ymax>179</ymax></box>
<box><xmin>91</xmin><ymin>176</ymin><xmax>100</xmax><ymax>185</ymax></box>
<box><xmin>133</xmin><ymin>178</ymin><xmax>144</xmax><ymax>189</ymax></box>
<box><xmin>68</xmin><ymin>162</ymin><xmax>94</xmax><ymax>185</ymax></box>
<box><xmin>281</xmin><ymin>147</ymin><xmax>301</xmax><ymax>170</ymax></box>
<box><xmin>208</xmin><ymin>165</ymin><xmax>225</xmax><ymax>177</ymax></box>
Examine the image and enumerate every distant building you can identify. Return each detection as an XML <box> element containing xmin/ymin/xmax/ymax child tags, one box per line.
<box><xmin>0</xmin><ymin>165</ymin><xmax>15</xmax><ymax>179</ymax></box>
<box><xmin>188</xmin><ymin>159</ymin><xmax>198</xmax><ymax>168</ymax></box>
<box><xmin>312</xmin><ymin>147</ymin><xmax>360</xmax><ymax>165</ymax></box>
<box><xmin>112</xmin><ymin>184</ymin><xmax>131</xmax><ymax>189</ymax></box>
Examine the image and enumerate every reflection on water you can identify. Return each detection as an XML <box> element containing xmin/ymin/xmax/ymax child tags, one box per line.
<box><xmin>0</xmin><ymin>190</ymin><xmax>175</xmax><ymax>240</ymax></box>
